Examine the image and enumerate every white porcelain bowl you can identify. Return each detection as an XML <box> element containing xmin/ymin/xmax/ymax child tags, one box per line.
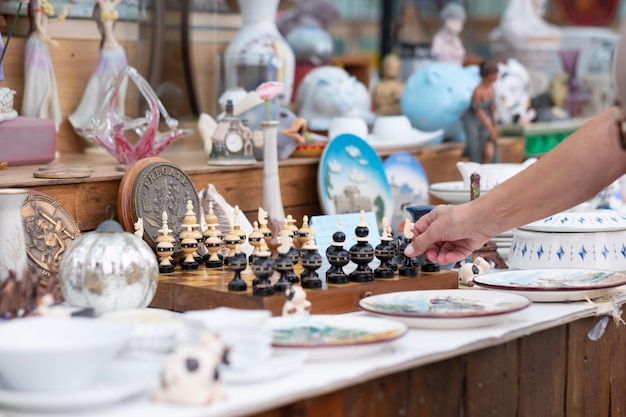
<box><xmin>456</xmin><ymin>158</ymin><xmax>537</xmax><ymax>190</ymax></box>
<box><xmin>0</xmin><ymin>317</ymin><xmax>129</xmax><ymax>391</ymax></box>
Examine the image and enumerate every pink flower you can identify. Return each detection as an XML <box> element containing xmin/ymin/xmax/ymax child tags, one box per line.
<box><xmin>256</xmin><ymin>82</ymin><xmax>284</xmax><ymax>101</ymax></box>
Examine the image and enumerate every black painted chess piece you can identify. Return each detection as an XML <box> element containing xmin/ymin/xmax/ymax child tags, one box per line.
<box><xmin>326</xmin><ymin>220</ymin><xmax>350</xmax><ymax>285</ymax></box>
<box><xmin>274</xmin><ymin>234</ymin><xmax>294</xmax><ymax>293</ymax></box>
<box><xmin>204</xmin><ymin>224</ymin><xmax>224</xmax><ymax>268</ymax></box>
<box><xmin>300</xmin><ymin>228</ymin><xmax>322</xmax><ymax>289</ymax></box>
<box><xmin>248</xmin><ymin>221</ymin><xmax>264</xmax><ymax>264</ymax></box>
<box><xmin>349</xmin><ymin>211</ymin><xmax>375</xmax><ymax>283</ymax></box>
<box><xmin>405</xmin><ymin>205</ymin><xmax>442</xmax><ymax>274</ymax></box>
<box><xmin>180</xmin><ymin>224</ymin><xmax>199</xmax><ymax>271</ymax></box>
<box><xmin>228</xmin><ymin>244</ymin><xmax>248</xmax><ymax>291</ymax></box>
<box><xmin>374</xmin><ymin>229</ymin><xmax>395</xmax><ymax>279</ymax></box>
<box><xmin>252</xmin><ymin>240</ymin><xmax>275</xmax><ymax>297</ymax></box>
<box><xmin>223</xmin><ymin>224</ymin><xmax>240</xmax><ymax>266</ymax></box>
<box><xmin>156</xmin><ymin>211</ymin><xmax>175</xmax><ymax>274</ymax></box>
<box><xmin>397</xmin><ymin>218</ymin><xmax>418</xmax><ymax>277</ymax></box>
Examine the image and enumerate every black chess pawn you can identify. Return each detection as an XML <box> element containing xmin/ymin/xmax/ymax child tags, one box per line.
<box><xmin>349</xmin><ymin>211</ymin><xmax>375</xmax><ymax>283</ymax></box>
<box><xmin>252</xmin><ymin>240</ymin><xmax>275</xmax><ymax>297</ymax></box>
<box><xmin>374</xmin><ymin>228</ymin><xmax>395</xmax><ymax>279</ymax></box>
<box><xmin>398</xmin><ymin>219</ymin><xmax>417</xmax><ymax>277</ymax></box>
<box><xmin>405</xmin><ymin>205</ymin><xmax>442</xmax><ymax>274</ymax></box>
<box><xmin>228</xmin><ymin>244</ymin><xmax>248</xmax><ymax>291</ymax></box>
<box><xmin>326</xmin><ymin>219</ymin><xmax>350</xmax><ymax>285</ymax></box>
<box><xmin>223</xmin><ymin>224</ymin><xmax>240</xmax><ymax>266</ymax></box>
<box><xmin>274</xmin><ymin>233</ymin><xmax>294</xmax><ymax>293</ymax></box>
<box><xmin>300</xmin><ymin>228</ymin><xmax>322</xmax><ymax>289</ymax></box>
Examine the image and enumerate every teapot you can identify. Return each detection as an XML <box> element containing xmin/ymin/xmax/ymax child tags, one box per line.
<box><xmin>456</xmin><ymin>158</ymin><xmax>537</xmax><ymax>190</ymax></box>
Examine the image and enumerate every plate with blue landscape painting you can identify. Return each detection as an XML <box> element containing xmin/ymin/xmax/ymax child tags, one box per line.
<box><xmin>318</xmin><ymin>133</ymin><xmax>393</xmax><ymax>230</ymax></box>
<box><xmin>358</xmin><ymin>289</ymin><xmax>531</xmax><ymax>329</ymax></box>
<box><xmin>383</xmin><ymin>152</ymin><xmax>429</xmax><ymax>233</ymax></box>
<box><xmin>473</xmin><ymin>269</ymin><xmax>626</xmax><ymax>302</ymax></box>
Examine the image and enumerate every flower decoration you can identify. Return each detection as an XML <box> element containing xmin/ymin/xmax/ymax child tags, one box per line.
<box><xmin>256</xmin><ymin>82</ymin><xmax>284</xmax><ymax>122</ymax></box>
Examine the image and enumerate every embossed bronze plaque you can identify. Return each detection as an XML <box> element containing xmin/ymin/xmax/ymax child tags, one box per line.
<box><xmin>21</xmin><ymin>191</ymin><xmax>81</xmax><ymax>279</ymax></box>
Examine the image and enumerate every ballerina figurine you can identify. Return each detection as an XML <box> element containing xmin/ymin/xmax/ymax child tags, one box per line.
<box><xmin>21</xmin><ymin>0</ymin><xmax>69</xmax><ymax>132</ymax></box>
<box><xmin>69</xmin><ymin>0</ymin><xmax>128</xmax><ymax>136</ymax></box>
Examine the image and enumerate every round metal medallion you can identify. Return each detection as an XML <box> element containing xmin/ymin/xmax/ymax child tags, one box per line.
<box><xmin>21</xmin><ymin>191</ymin><xmax>81</xmax><ymax>279</ymax></box>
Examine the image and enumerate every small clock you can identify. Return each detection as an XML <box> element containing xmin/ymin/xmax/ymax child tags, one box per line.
<box><xmin>225</xmin><ymin>132</ymin><xmax>244</xmax><ymax>153</ymax></box>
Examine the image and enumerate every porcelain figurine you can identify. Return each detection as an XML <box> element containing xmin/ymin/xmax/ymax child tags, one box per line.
<box><xmin>462</xmin><ymin>60</ymin><xmax>500</xmax><ymax>163</ymax></box>
<box><xmin>296</xmin><ymin>66</ymin><xmax>375</xmax><ymax>131</ymax></box>
<box><xmin>208</xmin><ymin>100</ymin><xmax>256</xmax><ymax>166</ymax></box>
<box><xmin>153</xmin><ymin>333</ymin><xmax>228</xmax><ymax>406</ymax></box>
<box><xmin>494</xmin><ymin>58</ymin><xmax>536</xmax><ymax>125</ymax></box>
<box><xmin>531</xmin><ymin>72</ymin><xmax>571</xmax><ymax>122</ymax></box>
<box><xmin>348</xmin><ymin>211</ymin><xmax>375</xmax><ymax>283</ymax></box>
<box><xmin>458</xmin><ymin>256</ymin><xmax>490</xmax><ymax>287</ymax></box>
<box><xmin>401</xmin><ymin>62</ymin><xmax>480</xmax><ymax>142</ymax></box>
<box><xmin>282</xmin><ymin>285</ymin><xmax>311</xmax><ymax>317</ymax></box>
<box><xmin>372</xmin><ymin>54</ymin><xmax>404</xmax><ymax>116</ymax></box>
<box><xmin>69</xmin><ymin>0</ymin><xmax>128</xmax><ymax>141</ymax></box>
<box><xmin>431</xmin><ymin>2</ymin><xmax>466</xmax><ymax>66</ymax></box>
<box><xmin>21</xmin><ymin>0</ymin><xmax>69</xmax><ymax>132</ymax></box>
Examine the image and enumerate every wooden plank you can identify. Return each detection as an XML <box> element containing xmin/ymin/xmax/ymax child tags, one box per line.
<box><xmin>518</xmin><ymin>325</ymin><xmax>567</xmax><ymax>417</ymax></box>
<box><xmin>342</xmin><ymin>372</ymin><xmax>409</xmax><ymax>417</ymax></box>
<box><xmin>408</xmin><ymin>356</ymin><xmax>465</xmax><ymax>417</ymax></box>
<box><xmin>610</xmin><ymin>310</ymin><xmax>626</xmax><ymax>417</ymax></box>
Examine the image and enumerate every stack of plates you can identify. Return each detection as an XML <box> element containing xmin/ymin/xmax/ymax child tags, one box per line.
<box><xmin>491</xmin><ymin>229</ymin><xmax>514</xmax><ymax>260</ymax></box>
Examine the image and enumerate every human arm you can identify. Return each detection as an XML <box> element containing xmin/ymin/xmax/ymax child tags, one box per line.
<box><xmin>404</xmin><ymin>107</ymin><xmax>626</xmax><ymax>264</ymax></box>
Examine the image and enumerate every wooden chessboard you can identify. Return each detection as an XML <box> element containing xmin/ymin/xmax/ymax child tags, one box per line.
<box><xmin>150</xmin><ymin>264</ymin><xmax>459</xmax><ymax>316</ymax></box>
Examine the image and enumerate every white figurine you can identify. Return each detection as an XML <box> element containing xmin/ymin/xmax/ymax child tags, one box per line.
<box><xmin>458</xmin><ymin>256</ymin><xmax>490</xmax><ymax>287</ymax></box>
<box><xmin>494</xmin><ymin>58</ymin><xmax>536</xmax><ymax>125</ymax></box>
<box><xmin>431</xmin><ymin>2</ymin><xmax>467</xmax><ymax>66</ymax></box>
<box><xmin>153</xmin><ymin>333</ymin><xmax>228</xmax><ymax>406</ymax></box>
<box><xmin>282</xmin><ymin>285</ymin><xmax>311</xmax><ymax>317</ymax></box>
<box><xmin>133</xmin><ymin>217</ymin><xmax>144</xmax><ymax>239</ymax></box>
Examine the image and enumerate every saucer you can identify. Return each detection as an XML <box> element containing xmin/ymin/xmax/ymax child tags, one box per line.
<box><xmin>0</xmin><ymin>360</ymin><xmax>159</xmax><ymax>411</ymax></box>
<box><xmin>221</xmin><ymin>352</ymin><xmax>307</xmax><ymax>384</ymax></box>
<box><xmin>429</xmin><ymin>181</ymin><xmax>491</xmax><ymax>204</ymax></box>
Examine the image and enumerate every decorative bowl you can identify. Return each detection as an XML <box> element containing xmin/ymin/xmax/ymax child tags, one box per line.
<box><xmin>508</xmin><ymin>210</ymin><xmax>626</xmax><ymax>271</ymax></box>
<box><xmin>456</xmin><ymin>158</ymin><xmax>537</xmax><ymax>190</ymax></box>
<box><xmin>0</xmin><ymin>317</ymin><xmax>129</xmax><ymax>392</ymax></box>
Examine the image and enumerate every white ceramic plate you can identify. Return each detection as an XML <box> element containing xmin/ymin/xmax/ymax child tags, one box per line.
<box><xmin>518</xmin><ymin>210</ymin><xmax>626</xmax><ymax>232</ymax></box>
<box><xmin>429</xmin><ymin>181</ymin><xmax>491</xmax><ymax>204</ymax></box>
<box><xmin>0</xmin><ymin>360</ymin><xmax>158</xmax><ymax>411</ymax></box>
<box><xmin>473</xmin><ymin>269</ymin><xmax>626</xmax><ymax>302</ymax></box>
<box><xmin>358</xmin><ymin>289</ymin><xmax>531</xmax><ymax>329</ymax></box>
<box><xmin>269</xmin><ymin>314</ymin><xmax>407</xmax><ymax>360</ymax></box>
<box><xmin>221</xmin><ymin>352</ymin><xmax>308</xmax><ymax>384</ymax></box>
<box><xmin>366</xmin><ymin>129</ymin><xmax>444</xmax><ymax>152</ymax></box>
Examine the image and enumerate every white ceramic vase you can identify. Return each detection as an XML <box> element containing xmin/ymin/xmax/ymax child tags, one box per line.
<box><xmin>224</xmin><ymin>0</ymin><xmax>295</xmax><ymax>106</ymax></box>
<box><xmin>261</xmin><ymin>120</ymin><xmax>285</xmax><ymax>239</ymax></box>
<box><xmin>0</xmin><ymin>189</ymin><xmax>28</xmax><ymax>282</ymax></box>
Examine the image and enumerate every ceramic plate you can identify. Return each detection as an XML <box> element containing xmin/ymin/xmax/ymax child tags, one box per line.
<box><xmin>0</xmin><ymin>360</ymin><xmax>158</xmax><ymax>411</ymax></box>
<box><xmin>383</xmin><ymin>152</ymin><xmax>429</xmax><ymax>232</ymax></box>
<box><xmin>269</xmin><ymin>314</ymin><xmax>407</xmax><ymax>360</ymax></box>
<box><xmin>318</xmin><ymin>133</ymin><xmax>393</xmax><ymax>229</ymax></box>
<box><xmin>429</xmin><ymin>181</ymin><xmax>490</xmax><ymax>204</ymax></box>
<box><xmin>359</xmin><ymin>289</ymin><xmax>531</xmax><ymax>329</ymax></box>
<box><xmin>518</xmin><ymin>211</ymin><xmax>626</xmax><ymax>232</ymax></box>
<box><xmin>473</xmin><ymin>269</ymin><xmax>626</xmax><ymax>302</ymax></box>
<box><xmin>221</xmin><ymin>352</ymin><xmax>307</xmax><ymax>384</ymax></box>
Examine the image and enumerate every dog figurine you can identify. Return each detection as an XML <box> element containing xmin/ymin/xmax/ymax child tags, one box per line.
<box><xmin>458</xmin><ymin>256</ymin><xmax>490</xmax><ymax>287</ymax></box>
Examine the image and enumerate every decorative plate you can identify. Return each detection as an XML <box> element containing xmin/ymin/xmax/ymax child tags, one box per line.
<box><xmin>383</xmin><ymin>152</ymin><xmax>429</xmax><ymax>233</ymax></box>
<box><xmin>473</xmin><ymin>269</ymin><xmax>626</xmax><ymax>302</ymax></box>
<box><xmin>318</xmin><ymin>133</ymin><xmax>393</xmax><ymax>229</ymax></box>
<box><xmin>429</xmin><ymin>181</ymin><xmax>490</xmax><ymax>204</ymax></box>
<box><xmin>359</xmin><ymin>289</ymin><xmax>531</xmax><ymax>329</ymax></box>
<box><xmin>518</xmin><ymin>210</ymin><xmax>626</xmax><ymax>232</ymax></box>
<box><xmin>268</xmin><ymin>314</ymin><xmax>407</xmax><ymax>360</ymax></box>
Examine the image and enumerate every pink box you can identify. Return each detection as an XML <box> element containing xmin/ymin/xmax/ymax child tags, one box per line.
<box><xmin>0</xmin><ymin>117</ymin><xmax>56</xmax><ymax>166</ymax></box>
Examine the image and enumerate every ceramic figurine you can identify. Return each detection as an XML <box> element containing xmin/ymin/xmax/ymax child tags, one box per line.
<box><xmin>462</xmin><ymin>61</ymin><xmax>500</xmax><ymax>164</ymax></box>
<box><xmin>374</xmin><ymin>225</ymin><xmax>395</xmax><ymax>279</ymax></box>
<box><xmin>282</xmin><ymin>285</ymin><xmax>312</xmax><ymax>317</ymax></box>
<box><xmin>228</xmin><ymin>244</ymin><xmax>248</xmax><ymax>292</ymax></box>
<box><xmin>208</xmin><ymin>100</ymin><xmax>256</xmax><ymax>166</ymax></box>
<box><xmin>326</xmin><ymin>218</ymin><xmax>350</xmax><ymax>284</ymax></box>
<box><xmin>401</xmin><ymin>63</ymin><xmax>480</xmax><ymax>142</ymax></box>
<box><xmin>398</xmin><ymin>218</ymin><xmax>418</xmax><ymax>277</ymax></box>
<box><xmin>153</xmin><ymin>333</ymin><xmax>228</xmax><ymax>406</ymax></box>
<box><xmin>156</xmin><ymin>212</ymin><xmax>175</xmax><ymax>274</ymax></box>
<box><xmin>68</xmin><ymin>0</ymin><xmax>128</xmax><ymax>140</ymax></box>
<box><xmin>431</xmin><ymin>2</ymin><xmax>466</xmax><ymax>66</ymax></box>
<box><xmin>300</xmin><ymin>226</ymin><xmax>322</xmax><ymax>289</ymax></box>
<box><xmin>494</xmin><ymin>58</ymin><xmax>536</xmax><ymax>125</ymax></box>
<box><xmin>21</xmin><ymin>0</ymin><xmax>69</xmax><ymax>131</ymax></box>
<box><xmin>274</xmin><ymin>232</ymin><xmax>294</xmax><ymax>292</ymax></box>
<box><xmin>372</xmin><ymin>54</ymin><xmax>404</xmax><ymax>116</ymax></box>
<box><xmin>458</xmin><ymin>256</ymin><xmax>490</xmax><ymax>287</ymax></box>
<box><xmin>247</xmin><ymin>221</ymin><xmax>264</xmax><ymax>263</ymax></box>
<box><xmin>252</xmin><ymin>239</ymin><xmax>275</xmax><ymax>297</ymax></box>
<box><xmin>531</xmin><ymin>72</ymin><xmax>571</xmax><ymax>122</ymax></box>
<box><xmin>349</xmin><ymin>211</ymin><xmax>375</xmax><ymax>283</ymax></box>
<box><xmin>296</xmin><ymin>66</ymin><xmax>375</xmax><ymax>131</ymax></box>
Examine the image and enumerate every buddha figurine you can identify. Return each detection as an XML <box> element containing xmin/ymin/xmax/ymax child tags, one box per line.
<box><xmin>372</xmin><ymin>54</ymin><xmax>404</xmax><ymax>116</ymax></box>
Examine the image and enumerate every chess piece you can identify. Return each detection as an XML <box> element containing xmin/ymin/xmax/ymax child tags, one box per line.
<box><xmin>407</xmin><ymin>206</ymin><xmax>442</xmax><ymax>273</ymax></box>
<box><xmin>247</xmin><ymin>221</ymin><xmax>264</xmax><ymax>264</ymax></box>
<box><xmin>458</xmin><ymin>256</ymin><xmax>490</xmax><ymax>287</ymax></box>
<box><xmin>156</xmin><ymin>212</ymin><xmax>175</xmax><ymax>274</ymax></box>
<box><xmin>204</xmin><ymin>224</ymin><xmax>224</xmax><ymax>268</ymax></box>
<box><xmin>349</xmin><ymin>211</ymin><xmax>375</xmax><ymax>283</ymax></box>
<box><xmin>374</xmin><ymin>226</ymin><xmax>395</xmax><ymax>279</ymax></box>
<box><xmin>399</xmin><ymin>219</ymin><xmax>418</xmax><ymax>277</ymax></box>
<box><xmin>180</xmin><ymin>224</ymin><xmax>199</xmax><ymax>271</ymax></box>
<box><xmin>273</xmin><ymin>232</ymin><xmax>294</xmax><ymax>293</ymax></box>
<box><xmin>156</xmin><ymin>211</ymin><xmax>177</xmax><ymax>269</ymax></box>
<box><xmin>279</xmin><ymin>219</ymin><xmax>300</xmax><ymax>279</ymax></box>
<box><xmin>296</xmin><ymin>215</ymin><xmax>310</xmax><ymax>250</ymax></box>
<box><xmin>252</xmin><ymin>240</ymin><xmax>275</xmax><ymax>297</ymax></box>
<box><xmin>134</xmin><ymin>217</ymin><xmax>144</xmax><ymax>239</ymax></box>
<box><xmin>282</xmin><ymin>285</ymin><xmax>311</xmax><ymax>317</ymax></box>
<box><xmin>179</xmin><ymin>200</ymin><xmax>203</xmax><ymax>264</ymax></box>
<box><xmin>228</xmin><ymin>244</ymin><xmax>248</xmax><ymax>291</ymax></box>
<box><xmin>257</xmin><ymin>207</ymin><xmax>274</xmax><ymax>254</ymax></box>
<box><xmin>232</xmin><ymin>205</ymin><xmax>247</xmax><ymax>245</ymax></box>
<box><xmin>223</xmin><ymin>223</ymin><xmax>240</xmax><ymax>266</ymax></box>
<box><xmin>326</xmin><ymin>218</ymin><xmax>350</xmax><ymax>284</ymax></box>
<box><xmin>300</xmin><ymin>226</ymin><xmax>322</xmax><ymax>289</ymax></box>
<box><xmin>385</xmin><ymin>224</ymin><xmax>400</xmax><ymax>272</ymax></box>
